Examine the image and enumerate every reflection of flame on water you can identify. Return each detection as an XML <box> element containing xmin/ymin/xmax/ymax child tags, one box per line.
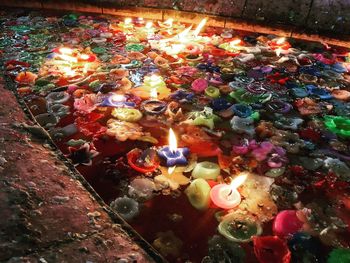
<box><xmin>146</xmin><ymin>21</ymin><xmax>153</xmax><ymax>29</ymax></box>
<box><xmin>193</xmin><ymin>18</ymin><xmax>207</xmax><ymax>37</ymax></box>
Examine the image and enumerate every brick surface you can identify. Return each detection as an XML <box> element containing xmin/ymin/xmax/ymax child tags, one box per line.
<box><xmin>0</xmin><ymin>78</ymin><xmax>157</xmax><ymax>262</ymax></box>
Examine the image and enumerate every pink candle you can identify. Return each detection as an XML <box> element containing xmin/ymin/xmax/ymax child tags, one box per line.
<box><xmin>210</xmin><ymin>173</ymin><xmax>247</xmax><ymax>209</ymax></box>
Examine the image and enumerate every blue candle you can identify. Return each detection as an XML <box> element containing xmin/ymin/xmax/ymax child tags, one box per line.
<box><xmin>158</xmin><ymin>128</ymin><xmax>189</xmax><ymax>167</ymax></box>
<box><xmin>158</xmin><ymin>146</ymin><xmax>189</xmax><ymax>167</ymax></box>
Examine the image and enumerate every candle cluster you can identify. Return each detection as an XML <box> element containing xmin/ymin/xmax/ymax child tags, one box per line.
<box><xmin>3</xmin><ymin>10</ymin><xmax>350</xmax><ymax>263</ymax></box>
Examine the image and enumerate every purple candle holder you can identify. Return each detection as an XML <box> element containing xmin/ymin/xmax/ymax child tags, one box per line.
<box><xmin>158</xmin><ymin>146</ymin><xmax>189</xmax><ymax>167</ymax></box>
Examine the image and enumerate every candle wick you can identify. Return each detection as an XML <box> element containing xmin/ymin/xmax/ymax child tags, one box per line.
<box><xmin>228</xmin><ymin>189</ymin><xmax>233</xmax><ymax>196</ymax></box>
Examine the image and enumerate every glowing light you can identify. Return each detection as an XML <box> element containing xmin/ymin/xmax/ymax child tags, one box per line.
<box><xmin>145</xmin><ymin>21</ymin><xmax>153</xmax><ymax>29</ymax></box>
<box><xmin>80</xmin><ymin>54</ymin><xmax>90</xmax><ymax>60</ymax></box>
<box><xmin>124</xmin><ymin>18</ymin><xmax>132</xmax><ymax>25</ymax></box>
<box><xmin>164</xmin><ymin>18</ymin><xmax>173</xmax><ymax>28</ymax></box>
<box><xmin>276</xmin><ymin>37</ymin><xmax>286</xmax><ymax>45</ymax></box>
<box><xmin>62</xmin><ymin>67</ymin><xmax>76</xmax><ymax>77</ymax></box>
<box><xmin>168</xmin><ymin>166</ymin><xmax>176</xmax><ymax>175</ymax></box>
<box><xmin>177</xmin><ymin>26</ymin><xmax>192</xmax><ymax>40</ymax></box>
<box><xmin>83</xmin><ymin>64</ymin><xmax>89</xmax><ymax>74</ymax></box>
<box><xmin>58</xmin><ymin>47</ymin><xmax>73</xmax><ymax>55</ymax></box>
<box><xmin>57</xmin><ymin>54</ymin><xmax>78</xmax><ymax>63</ymax></box>
<box><xmin>230</xmin><ymin>39</ymin><xmax>242</xmax><ymax>46</ymax></box>
<box><xmin>229</xmin><ymin>173</ymin><xmax>248</xmax><ymax>190</ymax></box>
<box><xmin>150</xmin><ymin>87</ymin><xmax>157</xmax><ymax>99</ymax></box>
<box><xmin>169</xmin><ymin>128</ymin><xmax>177</xmax><ymax>153</ymax></box>
<box><xmin>193</xmin><ymin>18</ymin><xmax>207</xmax><ymax>37</ymax></box>
<box><xmin>276</xmin><ymin>47</ymin><xmax>282</xmax><ymax>57</ymax></box>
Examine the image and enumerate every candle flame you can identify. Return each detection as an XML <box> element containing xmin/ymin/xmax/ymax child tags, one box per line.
<box><xmin>193</xmin><ymin>18</ymin><xmax>207</xmax><ymax>37</ymax></box>
<box><xmin>146</xmin><ymin>21</ymin><xmax>153</xmax><ymax>29</ymax></box>
<box><xmin>125</xmin><ymin>18</ymin><xmax>132</xmax><ymax>25</ymax></box>
<box><xmin>229</xmin><ymin>173</ymin><xmax>248</xmax><ymax>190</ymax></box>
<box><xmin>177</xmin><ymin>25</ymin><xmax>192</xmax><ymax>40</ymax></box>
<box><xmin>276</xmin><ymin>37</ymin><xmax>286</xmax><ymax>45</ymax></box>
<box><xmin>169</xmin><ymin>128</ymin><xmax>177</xmax><ymax>152</ymax></box>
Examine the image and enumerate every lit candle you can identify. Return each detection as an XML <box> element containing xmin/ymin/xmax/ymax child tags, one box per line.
<box><xmin>210</xmin><ymin>173</ymin><xmax>247</xmax><ymax>209</ymax></box>
<box><xmin>140</xmin><ymin>87</ymin><xmax>167</xmax><ymax>114</ymax></box>
<box><xmin>158</xmin><ymin>128</ymin><xmax>189</xmax><ymax>167</ymax></box>
<box><xmin>100</xmin><ymin>94</ymin><xmax>136</xmax><ymax>108</ymax></box>
<box><xmin>131</xmin><ymin>74</ymin><xmax>171</xmax><ymax>99</ymax></box>
<box><xmin>120</xmin><ymin>18</ymin><xmax>133</xmax><ymax>29</ymax></box>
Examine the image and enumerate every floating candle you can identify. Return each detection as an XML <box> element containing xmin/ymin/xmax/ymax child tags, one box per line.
<box><xmin>185</xmin><ymin>178</ymin><xmax>211</xmax><ymax>210</ymax></box>
<box><xmin>100</xmin><ymin>94</ymin><xmax>136</xmax><ymax>108</ymax></box>
<box><xmin>158</xmin><ymin>128</ymin><xmax>189</xmax><ymax>167</ymax></box>
<box><xmin>218</xmin><ymin>214</ymin><xmax>262</xmax><ymax>242</ymax></box>
<box><xmin>192</xmin><ymin>161</ymin><xmax>220</xmax><ymax>180</ymax></box>
<box><xmin>210</xmin><ymin>173</ymin><xmax>247</xmax><ymax>209</ymax></box>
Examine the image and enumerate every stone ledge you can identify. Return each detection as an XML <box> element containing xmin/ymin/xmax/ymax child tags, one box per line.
<box><xmin>0</xmin><ymin>2</ymin><xmax>349</xmax><ymax>47</ymax></box>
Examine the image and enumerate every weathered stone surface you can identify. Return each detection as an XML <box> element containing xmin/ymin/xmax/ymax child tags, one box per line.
<box><xmin>0</xmin><ymin>78</ymin><xmax>157</xmax><ymax>262</ymax></box>
<box><xmin>307</xmin><ymin>0</ymin><xmax>350</xmax><ymax>33</ymax></box>
<box><xmin>242</xmin><ymin>0</ymin><xmax>312</xmax><ymax>26</ymax></box>
<box><xmin>169</xmin><ymin>0</ymin><xmax>246</xmax><ymax>17</ymax></box>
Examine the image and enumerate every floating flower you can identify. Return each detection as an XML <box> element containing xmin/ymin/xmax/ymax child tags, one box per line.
<box><xmin>180</xmin><ymin>125</ymin><xmax>221</xmax><ymax>157</ymax></box>
<box><xmin>324</xmin><ymin>115</ymin><xmax>350</xmax><ymax>138</ymax></box>
<box><xmin>15</xmin><ymin>71</ymin><xmax>37</xmax><ymax>84</ymax></box>
<box><xmin>73</xmin><ymin>94</ymin><xmax>98</xmax><ymax>113</ymax></box>
<box><xmin>191</xmin><ymin>78</ymin><xmax>208</xmax><ymax>93</ymax></box>
<box><xmin>106</xmin><ymin>119</ymin><xmax>143</xmax><ymax>141</ymax></box>
<box><xmin>230</xmin><ymin>116</ymin><xmax>255</xmax><ymax>136</ymax></box>
<box><xmin>153</xmin><ymin>231</ymin><xmax>183</xmax><ymax>257</ymax></box>
<box><xmin>218</xmin><ymin>213</ymin><xmax>262</xmax><ymax>242</ymax></box>
<box><xmin>253</xmin><ymin>236</ymin><xmax>291</xmax><ymax>263</ymax></box>
<box><xmin>273</xmin><ymin>210</ymin><xmax>304</xmax><ymax>238</ymax></box>
<box><xmin>270</xmin><ymin>130</ymin><xmax>304</xmax><ymax>153</ymax></box>
<box><xmin>66</xmin><ymin>142</ymin><xmax>99</xmax><ymax>166</ymax></box>
<box><xmin>110</xmin><ymin>196</ymin><xmax>139</xmax><ymax>220</ymax></box>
